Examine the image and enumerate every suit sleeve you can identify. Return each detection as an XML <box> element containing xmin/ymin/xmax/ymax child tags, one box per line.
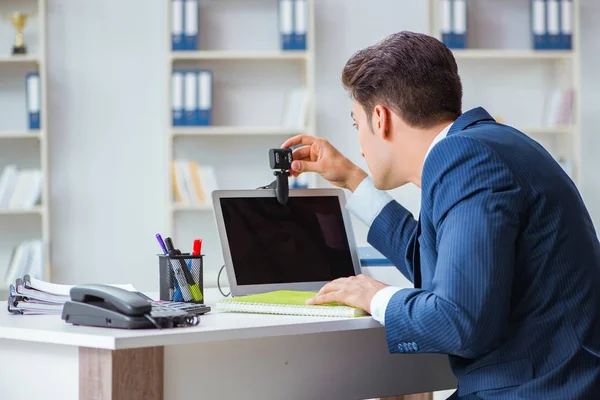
<box><xmin>383</xmin><ymin>136</ymin><xmax>523</xmax><ymax>359</ymax></box>
<box><xmin>368</xmin><ymin>201</ymin><xmax>418</xmax><ymax>283</ymax></box>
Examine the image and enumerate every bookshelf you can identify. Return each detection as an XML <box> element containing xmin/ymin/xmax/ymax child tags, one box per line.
<box><xmin>0</xmin><ymin>0</ymin><xmax>50</xmax><ymax>287</ymax></box>
<box><xmin>165</xmin><ymin>0</ymin><xmax>317</xmax><ymax>285</ymax></box>
<box><xmin>428</xmin><ymin>0</ymin><xmax>582</xmax><ymax>186</ymax></box>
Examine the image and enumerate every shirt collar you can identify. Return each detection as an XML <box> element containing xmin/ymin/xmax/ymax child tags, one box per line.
<box><xmin>424</xmin><ymin>122</ymin><xmax>453</xmax><ymax>162</ymax></box>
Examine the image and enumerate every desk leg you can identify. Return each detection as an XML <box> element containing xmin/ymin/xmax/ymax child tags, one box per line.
<box><xmin>79</xmin><ymin>346</ymin><xmax>164</xmax><ymax>400</ymax></box>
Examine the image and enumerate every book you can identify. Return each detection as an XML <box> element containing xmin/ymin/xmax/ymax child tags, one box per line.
<box><xmin>6</xmin><ymin>274</ymin><xmax>138</xmax><ymax>315</ymax></box>
<box><xmin>216</xmin><ymin>290</ymin><xmax>368</xmax><ymax>318</ymax></box>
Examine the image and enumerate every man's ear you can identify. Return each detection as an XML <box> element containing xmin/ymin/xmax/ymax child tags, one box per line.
<box><xmin>372</xmin><ymin>105</ymin><xmax>390</xmax><ymax>140</ymax></box>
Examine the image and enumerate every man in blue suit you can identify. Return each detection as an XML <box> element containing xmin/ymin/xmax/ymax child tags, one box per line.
<box><xmin>281</xmin><ymin>31</ymin><xmax>600</xmax><ymax>399</ymax></box>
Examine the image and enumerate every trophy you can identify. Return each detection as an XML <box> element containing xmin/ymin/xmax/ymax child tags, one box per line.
<box><xmin>5</xmin><ymin>12</ymin><xmax>34</xmax><ymax>55</ymax></box>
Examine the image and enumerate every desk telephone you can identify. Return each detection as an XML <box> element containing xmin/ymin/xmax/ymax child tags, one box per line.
<box><xmin>61</xmin><ymin>284</ymin><xmax>210</xmax><ymax>329</ymax></box>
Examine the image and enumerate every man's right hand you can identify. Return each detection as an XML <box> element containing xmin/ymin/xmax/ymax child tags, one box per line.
<box><xmin>280</xmin><ymin>135</ymin><xmax>368</xmax><ymax>192</ymax></box>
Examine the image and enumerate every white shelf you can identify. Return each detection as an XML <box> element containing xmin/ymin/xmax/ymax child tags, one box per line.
<box><xmin>172</xmin><ymin>126</ymin><xmax>306</xmax><ymax>137</ymax></box>
<box><xmin>0</xmin><ymin>55</ymin><xmax>40</xmax><ymax>64</ymax></box>
<box><xmin>171</xmin><ymin>51</ymin><xmax>308</xmax><ymax>61</ymax></box>
<box><xmin>0</xmin><ymin>131</ymin><xmax>43</xmax><ymax>139</ymax></box>
<box><xmin>0</xmin><ymin>206</ymin><xmax>43</xmax><ymax>216</ymax></box>
<box><xmin>452</xmin><ymin>49</ymin><xmax>574</xmax><ymax>61</ymax></box>
<box><xmin>172</xmin><ymin>204</ymin><xmax>213</xmax><ymax>212</ymax></box>
<box><xmin>520</xmin><ymin>126</ymin><xmax>574</xmax><ymax>135</ymax></box>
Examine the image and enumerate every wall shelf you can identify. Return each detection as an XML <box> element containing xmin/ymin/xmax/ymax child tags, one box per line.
<box><xmin>452</xmin><ymin>49</ymin><xmax>573</xmax><ymax>61</ymax></box>
<box><xmin>0</xmin><ymin>131</ymin><xmax>43</xmax><ymax>140</ymax></box>
<box><xmin>0</xmin><ymin>206</ymin><xmax>44</xmax><ymax>216</ymax></box>
<box><xmin>172</xmin><ymin>126</ymin><xmax>306</xmax><ymax>137</ymax></box>
<box><xmin>172</xmin><ymin>204</ymin><xmax>213</xmax><ymax>212</ymax></box>
<box><xmin>0</xmin><ymin>55</ymin><xmax>40</xmax><ymax>64</ymax></box>
<box><xmin>171</xmin><ymin>51</ymin><xmax>308</xmax><ymax>61</ymax></box>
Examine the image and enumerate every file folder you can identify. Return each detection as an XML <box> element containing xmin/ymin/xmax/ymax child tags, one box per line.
<box><xmin>294</xmin><ymin>0</ymin><xmax>307</xmax><ymax>50</ymax></box>
<box><xmin>532</xmin><ymin>0</ymin><xmax>547</xmax><ymax>50</ymax></box>
<box><xmin>184</xmin><ymin>0</ymin><xmax>199</xmax><ymax>50</ymax></box>
<box><xmin>547</xmin><ymin>0</ymin><xmax>561</xmax><ymax>49</ymax></box>
<box><xmin>172</xmin><ymin>71</ymin><xmax>185</xmax><ymax>126</ymax></box>
<box><xmin>560</xmin><ymin>0</ymin><xmax>573</xmax><ymax>50</ymax></box>
<box><xmin>452</xmin><ymin>0</ymin><xmax>467</xmax><ymax>49</ymax></box>
<box><xmin>26</xmin><ymin>72</ymin><xmax>40</xmax><ymax>130</ymax></box>
<box><xmin>184</xmin><ymin>71</ymin><xmax>198</xmax><ymax>126</ymax></box>
<box><xmin>440</xmin><ymin>0</ymin><xmax>452</xmax><ymax>47</ymax></box>
<box><xmin>171</xmin><ymin>0</ymin><xmax>185</xmax><ymax>51</ymax></box>
<box><xmin>279</xmin><ymin>0</ymin><xmax>294</xmax><ymax>50</ymax></box>
<box><xmin>196</xmin><ymin>70</ymin><xmax>212</xmax><ymax>126</ymax></box>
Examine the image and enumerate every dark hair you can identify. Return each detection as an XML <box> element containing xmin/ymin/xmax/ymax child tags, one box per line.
<box><xmin>342</xmin><ymin>31</ymin><xmax>462</xmax><ymax>129</ymax></box>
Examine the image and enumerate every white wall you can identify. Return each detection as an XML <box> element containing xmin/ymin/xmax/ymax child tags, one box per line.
<box><xmin>41</xmin><ymin>0</ymin><xmax>600</xmax><ymax>286</ymax></box>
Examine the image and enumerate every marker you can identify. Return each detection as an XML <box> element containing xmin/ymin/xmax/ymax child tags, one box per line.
<box><xmin>164</xmin><ymin>237</ymin><xmax>193</xmax><ymax>301</ymax></box>
<box><xmin>192</xmin><ymin>239</ymin><xmax>202</xmax><ymax>256</ymax></box>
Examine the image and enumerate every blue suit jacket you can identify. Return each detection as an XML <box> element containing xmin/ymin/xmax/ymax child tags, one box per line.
<box><xmin>368</xmin><ymin>108</ymin><xmax>600</xmax><ymax>398</ymax></box>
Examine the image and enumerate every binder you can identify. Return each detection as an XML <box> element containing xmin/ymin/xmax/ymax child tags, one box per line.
<box><xmin>440</xmin><ymin>0</ymin><xmax>452</xmax><ymax>47</ymax></box>
<box><xmin>279</xmin><ymin>0</ymin><xmax>294</xmax><ymax>51</ymax></box>
<box><xmin>532</xmin><ymin>0</ymin><xmax>547</xmax><ymax>50</ymax></box>
<box><xmin>547</xmin><ymin>0</ymin><xmax>561</xmax><ymax>49</ymax></box>
<box><xmin>560</xmin><ymin>0</ymin><xmax>573</xmax><ymax>50</ymax></box>
<box><xmin>196</xmin><ymin>70</ymin><xmax>213</xmax><ymax>126</ymax></box>
<box><xmin>26</xmin><ymin>72</ymin><xmax>40</xmax><ymax>130</ymax></box>
<box><xmin>184</xmin><ymin>71</ymin><xmax>198</xmax><ymax>126</ymax></box>
<box><xmin>172</xmin><ymin>71</ymin><xmax>185</xmax><ymax>126</ymax></box>
<box><xmin>452</xmin><ymin>0</ymin><xmax>467</xmax><ymax>49</ymax></box>
<box><xmin>184</xmin><ymin>0</ymin><xmax>199</xmax><ymax>50</ymax></box>
<box><xmin>293</xmin><ymin>0</ymin><xmax>307</xmax><ymax>50</ymax></box>
<box><xmin>171</xmin><ymin>0</ymin><xmax>184</xmax><ymax>51</ymax></box>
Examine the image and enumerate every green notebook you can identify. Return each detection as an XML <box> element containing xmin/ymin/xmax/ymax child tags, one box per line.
<box><xmin>216</xmin><ymin>290</ymin><xmax>367</xmax><ymax>318</ymax></box>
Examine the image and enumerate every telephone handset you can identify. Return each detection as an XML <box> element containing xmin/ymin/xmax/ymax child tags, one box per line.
<box><xmin>62</xmin><ymin>284</ymin><xmax>209</xmax><ymax>329</ymax></box>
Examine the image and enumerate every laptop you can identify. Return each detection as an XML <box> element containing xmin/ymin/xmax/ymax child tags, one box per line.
<box><xmin>212</xmin><ymin>189</ymin><xmax>362</xmax><ymax>297</ymax></box>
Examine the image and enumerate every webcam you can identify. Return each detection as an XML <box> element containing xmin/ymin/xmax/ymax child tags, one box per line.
<box><xmin>258</xmin><ymin>148</ymin><xmax>293</xmax><ymax>205</ymax></box>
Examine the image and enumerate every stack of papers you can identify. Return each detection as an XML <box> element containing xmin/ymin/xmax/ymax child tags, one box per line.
<box><xmin>7</xmin><ymin>275</ymin><xmax>136</xmax><ymax>315</ymax></box>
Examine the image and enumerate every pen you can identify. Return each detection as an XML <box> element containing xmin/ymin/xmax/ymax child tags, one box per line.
<box><xmin>165</xmin><ymin>237</ymin><xmax>194</xmax><ymax>301</ymax></box>
<box><xmin>155</xmin><ymin>234</ymin><xmax>169</xmax><ymax>255</ymax></box>
<box><xmin>176</xmin><ymin>249</ymin><xmax>203</xmax><ymax>302</ymax></box>
<box><xmin>156</xmin><ymin>233</ymin><xmax>178</xmax><ymax>300</ymax></box>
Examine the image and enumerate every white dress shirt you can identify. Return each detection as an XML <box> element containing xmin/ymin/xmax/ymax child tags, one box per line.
<box><xmin>346</xmin><ymin>123</ymin><xmax>453</xmax><ymax>325</ymax></box>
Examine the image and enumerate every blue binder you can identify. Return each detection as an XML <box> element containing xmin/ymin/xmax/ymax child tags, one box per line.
<box><xmin>293</xmin><ymin>0</ymin><xmax>307</xmax><ymax>50</ymax></box>
<box><xmin>532</xmin><ymin>0</ymin><xmax>547</xmax><ymax>50</ymax></box>
<box><xmin>452</xmin><ymin>0</ymin><xmax>467</xmax><ymax>49</ymax></box>
<box><xmin>171</xmin><ymin>0</ymin><xmax>185</xmax><ymax>51</ymax></box>
<box><xmin>184</xmin><ymin>0</ymin><xmax>199</xmax><ymax>50</ymax></box>
<box><xmin>560</xmin><ymin>0</ymin><xmax>573</xmax><ymax>50</ymax></box>
<box><xmin>440</xmin><ymin>0</ymin><xmax>452</xmax><ymax>47</ymax></box>
<box><xmin>172</xmin><ymin>71</ymin><xmax>185</xmax><ymax>126</ymax></box>
<box><xmin>279</xmin><ymin>0</ymin><xmax>294</xmax><ymax>50</ymax></box>
<box><xmin>183</xmin><ymin>70</ymin><xmax>198</xmax><ymax>125</ymax></box>
<box><xmin>196</xmin><ymin>70</ymin><xmax>213</xmax><ymax>126</ymax></box>
<box><xmin>25</xmin><ymin>72</ymin><xmax>40</xmax><ymax>130</ymax></box>
<box><xmin>546</xmin><ymin>0</ymin><xmax>561</xmax><ymax>49</ymax></box>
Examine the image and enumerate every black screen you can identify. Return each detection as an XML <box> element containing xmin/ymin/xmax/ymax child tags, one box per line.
<box><xmin>220</xmin><ymin>196</ymin><xmax>356</xmax><ymax>286</ymax></box>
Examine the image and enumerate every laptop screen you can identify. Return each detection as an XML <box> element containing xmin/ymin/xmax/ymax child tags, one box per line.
<box><xmin>219</xmin><ymin>196</ymin><xmax>356</xmax><ymax>286</ymax></box>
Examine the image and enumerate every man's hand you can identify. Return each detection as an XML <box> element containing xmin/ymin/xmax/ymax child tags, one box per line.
<box><xmin>306</xmin><ymin>274</ymin><xmax>388</xmax><ymax>314</ymax></box>
<box><xmin>280</xmin><ymin>135</ymin><xmax>368</xmax><ymax>192</ymax></box>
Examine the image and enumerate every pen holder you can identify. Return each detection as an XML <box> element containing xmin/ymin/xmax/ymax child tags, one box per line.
<box><xmin>158</xmin><ymin>254</ymin><xmax>204</xmax><ymax>303</ymax></box>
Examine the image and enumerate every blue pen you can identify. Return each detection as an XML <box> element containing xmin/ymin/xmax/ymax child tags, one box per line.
<box><xmin>156</xmin><ymin>233</ymin><xmax>184</xmax><ymax>301</ymax></box>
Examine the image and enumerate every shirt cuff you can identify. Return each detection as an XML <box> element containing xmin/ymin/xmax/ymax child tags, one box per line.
<box><xmin>346</xmin><ymin>176</ymin><xmax>394</xmax><ymax>228</ymax></box>
<box><xmin>370</xmin><ymin>286</ymin><xmax>402</xmax><ymax>326</ymax></box>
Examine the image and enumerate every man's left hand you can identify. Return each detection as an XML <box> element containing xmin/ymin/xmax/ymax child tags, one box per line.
<box><xmin>306</xmin><ymin>274</ymin><xmax>388</xmax><ymax>314</ymax></box>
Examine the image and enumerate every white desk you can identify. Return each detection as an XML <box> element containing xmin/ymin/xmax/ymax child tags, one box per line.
<box><xmin>0</xmin><ymin>288</ymin><xmax>456</xmax><ymax>400</ymax></box>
